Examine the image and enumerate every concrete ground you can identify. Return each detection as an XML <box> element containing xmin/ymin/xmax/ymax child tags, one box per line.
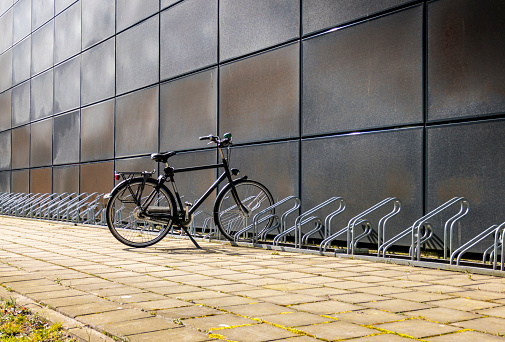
<box><xmin>0</xmin><ymin>216</ymin><xmax>504</xmax><ymax>342</ymax></box>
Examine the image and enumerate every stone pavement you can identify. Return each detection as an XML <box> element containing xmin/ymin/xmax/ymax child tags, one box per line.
<box><xmin>0</xmin><ymin>217</ymin><xmax>504</xmax><ymax>342</ymax></box>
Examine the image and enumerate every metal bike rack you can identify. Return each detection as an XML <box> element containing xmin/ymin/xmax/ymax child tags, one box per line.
<box><xmin>273</xmin><ymin>197</ymin><xmax>345</xmax><ymax>249</ymax></box>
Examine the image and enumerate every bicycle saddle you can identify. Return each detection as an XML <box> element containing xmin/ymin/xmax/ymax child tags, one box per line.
<box><xmin>150</xmin><ymin>151</ymin><xmax>176</xmax><ymax>163</ymax></box>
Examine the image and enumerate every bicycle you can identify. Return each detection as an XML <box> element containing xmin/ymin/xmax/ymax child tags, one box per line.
<box><xmin>105</xmin><ymin>133</ymin><xmax>274</xmax><ymax>248</ymax></box>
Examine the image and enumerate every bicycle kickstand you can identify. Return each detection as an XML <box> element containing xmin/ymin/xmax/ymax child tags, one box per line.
<box><xmin>180</xmin><ymin>226</ymin><xmax>202</xmax><ymax>249</ymax></box>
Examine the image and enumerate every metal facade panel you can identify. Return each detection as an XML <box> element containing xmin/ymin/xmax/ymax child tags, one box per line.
<box><xmin>0</xmin><ymin>8</ymin><xmax>12</xmax><ymax>54</ymax></box>
<box><xmin>219</xmin><ymin>0</ymin><xmax>300</xmax><ymax>61</ymax></box>
<box><xmin>55</xmin><ymin>0</ymin><xmax>75</xmax><ymax>15</ymax></box>
<box><xmin>30</xmin><ymin>118</ymin><xmax>52</xmax><ymax>167</ymax></box>
<box><xmin>428</xmin><ymin>0</ymin><xmax>505</xmax><ymax>121</ymax></box>
<box><xmin>168</xmin><ymin>149</ymin><xmax>217</xmax><ymax>217</ymax></box>
<box><xmin>302</xmin><ymin>0</ymin><xmax>414</xmax><ymax>35</ymax></box>
<box><xmin>0</xmin><ymin>171</ymin><xmax>10</xmax><ymax>192</ymax></box>
<box><xmin>30</xmin><ymin>69</ymin><xmax>53</xmax><ymax>120</ymax></box>
<box><xmin>80</xmin><ymin>99</ymin><xmax>114</xmax><ymax>162</ymax></box>
<box><xmin>303</xmin><ymin>5</ymin><xmax>423</xmax><ymax>136</ymax></box>
<box><xmin>160</xmin><ymin>0</ymin><xmax>217</xmax><ymax>80</ymax></box>
<box><xmin>52</xmin><ymin>165</ymin><xmax>79</xmax><ymax>194</ymax></box>
<box><xmin>220</xmin><ymin>43</ymin><xmax>299</xmax><ymax>144</ymax></box>
<box><xmin>13</xmin><ymin>0</ymin><xmax>30</xmax><ymax>44</ymax></box>
<box><xmin>11</xmin><ymin>81</ymin><xmax>30</xmax><ymax>127</ymax></box>
<box><xmin>115</xmin><ymin>86</ymin><xmax>159</xmax><ymax>158</ymax></box>
<box><xmin>116</xmin><ymin>0</ymin><xmax>158</xmax><ymax>32</ymax></box>
<box><xmin>115</xmin><ymin>156</ymin><xmax>156</xmax><ymax>174</ymax></box>
<box><xmin>231</xmin><ymin>141</ymin><xmax>300</xmax><ymax>203</ymax></box>
<box><xmin>54</xmin><ymin>55</ymin><xmax>80</xmax><ymax>114</ymax></box>
<box><xmin>80</xmin><ymin>161</ymin><xmax>114</xmax><ymax>195</ymax></box>
<box><xmin>11</xmin><ymin>125</ymin><xmax>29</xmax><ymax>169</ymax></box>
<box><xmin>11</xmin><ymin>169</ymin><xmax>28</xmax><ymax>193</ymax></box>
<box><xmin>0</xmin><ymin>48</ymin><xmax>12</xmax><ymax>92</ymax></box>
<box><xmin>116</xmin><ymin>15</ymin><xmax>159</xmax><ymax>95</ymax></box>
<box><xmin>31</xmin><ymin>0</ymin><xmax>53</xmax><ymax>31</ymax></box>
<box><xmin>54</xmin><ymin>1</ymin><xmax>81</xmax><ymax>64</ymax></box>
<box><xmin>160</xmin><ymin>68</ymin><xmax>217</xmax><ymax>151</ymax></box>
<box><xmin>427</xmin><ymin>120</ymin><xmax>505</xmax><ymax>252</ymax></box>
<box><xmin>30</xmin><ymin>167</ymin><xmax>52</xmax><ymax>194</ymax></box>
<box><xmin>0</xmin><ymin>89</ymin><xmax>11</xmax><ymax>131</ymax></box>
<box><xmin>30</xmin><ymin>19</ymin><xmax>53</xmax><ymax>75</ymax></box>
<box><xmin>53</xmin><ymin>110</ymin><xmax>79</xmax><ymax>165</ymax></box>
<box><xmin>12</xmin><ymin>35</ymin><xmax>30</xmax><ymax>85</ymax></box>
<box><xmin>0</xmin><ymin>130</ymin><xmax>11</xmax><ymax>170</ymax></box>
<box><xmin>301</xmin><ymin>128</ymin><xmax>423</xmax><ymax>240</ymax></box>
<box><xmin>161</xmin><ymin>0</ymin><xmax>180</xmax><ymax>10</ymax></box>
<box><xmin>81</xmin><ymin>38</ymin><xmax>115</xmax><ymax>106</ymax></box>
<box><xmin>81</xmin><ymin>0</ymin><xmax>115</xmax><ymax>49</ymax></box>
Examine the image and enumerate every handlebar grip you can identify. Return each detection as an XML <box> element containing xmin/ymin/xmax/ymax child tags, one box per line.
<box><xmin>199</xmin><ymin>135</ymin><xmax>212</xmax><ymax>141</ymax></box>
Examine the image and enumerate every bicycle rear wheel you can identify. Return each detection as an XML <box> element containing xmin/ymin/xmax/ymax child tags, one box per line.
<box><xmin>106</xmin><ymin>178</ymin><xmax>176</xmax><ymax>247</ymax></box>
<box><xmin>213</xmin><ymin>179</ymin><xmax>274</xmax><ymax>242</ymax></box>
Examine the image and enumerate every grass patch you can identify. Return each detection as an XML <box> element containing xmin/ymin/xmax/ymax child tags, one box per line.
<box><xmin>0</xmin><ymin>297</ymin><xmax>76</xmax><ymax>341</ymax></box>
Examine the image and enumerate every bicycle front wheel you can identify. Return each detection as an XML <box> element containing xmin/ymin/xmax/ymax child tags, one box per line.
<box><xmin>214</xmin><ymin>179</ymin><xmax>274</xmax><ymax>242</ymax></box>
<box><xmin>106</xmin><ymin>178</ymin><xmax>176</xmax><ymax>248</ymax></box>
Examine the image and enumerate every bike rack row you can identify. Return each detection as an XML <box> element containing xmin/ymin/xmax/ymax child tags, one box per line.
<box><xmin>0</xmin><ymin>192</ymin><xmax>106</xmax><ymax>225</ymax></box>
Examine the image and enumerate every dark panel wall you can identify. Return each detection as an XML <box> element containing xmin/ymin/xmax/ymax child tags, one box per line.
<box><xmin>0</xmin><ymin>0</ymin><xmax>503</xmax><ymax>254</ymax></box>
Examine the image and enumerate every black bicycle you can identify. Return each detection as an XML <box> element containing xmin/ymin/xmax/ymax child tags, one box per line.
<box><xmin>105</xmin><ymin>133</ymin><xmax>274</xmax><ymax>248</ymax></box>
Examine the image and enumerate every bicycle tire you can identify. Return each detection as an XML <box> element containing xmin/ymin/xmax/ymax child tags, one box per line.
<box><xmin>213</xmin><ymin>179</ymin><xmax>274</xmax><ymax>242</ymax></box>
<box><xmin>106</xmin><ymin>178</ymin><xmax>176</xmax><ymax>248</ymax></box>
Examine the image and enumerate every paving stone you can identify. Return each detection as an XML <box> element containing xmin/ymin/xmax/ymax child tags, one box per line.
<box><xmin>58</xmin><ymin>301</ymin><xmax>123</xmax><ymax>318</ymax></box>
<box><xmin>185</xmin><ymin>313</ymin><xmax>258</xmax><ymax>331</ymax></box>
<box><xmin>108</xmin><ymin>292</ymin><xmax>168</xmax><ymax>304</ymax></box>
<box><xmin>476</xmin><ymin>306</ymin><xmax>505</xmax><ymax>319</ymax></box>
<box><xmin>377</xmin><ymin>319</ymin><xmax>460</xmax><ymax>338</ymax></box>
<box><xmin>405</xmin><ymin>307</ymin><xmax>482</xmax><ymax>323</ymax></box>
<box><xmin>428</xmin><ymin>297</ymin><xmax>501</xmax><ymax>311</ymax></box>
<box><xmin>206</xmin><ymin>283</ymin><xmax>258</xmax><ymax>293</ymax></box>
<box><xmin>427</xmin><ymin>330</ymin><xmax>505</xmax><ymax>341</ymax></box>
<box><xmin>78</xmin><ymin>308</ymin><xmax>151</xmax><ymax>327</ymax></box>
<box><xmin>223</xmin><ymin>303</ymin><xmax>291</xmax><ymax>317</ymax></box>
<box><xmin>465</xmin><ymin>282</ymin><xmax>505</xmax><ymax>293</ymax></box>
<box><xmin>325</xmin><ymin>280</ymin><xmax>372</xmax><ymax>290</ymax></box>
<box><xmin>264</xmin><ymin>283</ymin><xmax>315</xmax><ymax>292</ymax></box>
<box><xmin>29</xmin><ymin>288</ymin><xmax>89</xmax><ymax>301</ymax></box>
<box><xmin>195</xmin><ymin>295</ymin><xmax>258</xmax><ymax>308</ymax></box>
<box><xmin>104</xmin><ymin>316</ymin><xmax>179</xmax><ymax>337</ymax></box>
<box><xmin>126</xmin><ymin>326</ymin><xmax>210</xmax><ymax>342</ymax></box>
<box><xmin>388</xmin><ymin>290</ymin><xmax>452</xmax><ymax>302</ymax></box>
<box><xmin>213</xmin><ymin>323</ymin><xmax>297</xmax><ymax>342</ymax></box>
<box><xmin>362</xmin><ymin>298</ymin><xmax>432</xmax><ymax>313</ymax></box>
<box><xmin>68</xmin><ymin>326</ymin><xmax>115</xmax><ymax>342</ymax></box>
<box><xmin>173</xmin><ymin>290</ymin><xmax>229</xmax><ymax>301</ymax></box>
<box><xmin>330</xmin><ymin>309</ymin><xmax>405</xmax><ymax>325</ymax></box>
<box><xmin>156</xmin><ymin>305</ymin><xmax>223</xmax><ymax>320</ymax></box>
<box><xmin>292</xmin><ymin>287</ymin><xmax>350</xmax><ymax>297</ymax></box>
<box><xmin>447</xmin><ymin>289</ymin><xmax>505</xmax><ymax>301</ymax></box>
<box><xmin>239</xmin><ymin>288</ymin><xmax>287</xmax><ymax>299</ymax></box>
<box><xmin>91</xmin><ymin>286</ymin><xmax>147</xmax><ymax>298</ymax></box>
<box><xmin>356</xmin><ymin>285</ymin><xmax>410</xmax><ymax>296</ymax></box>
<box><xmin>290</xmin><ymin>300</ymin><xmax>362</xmax><ymax>315</ymax></box>
<box><xmin>44</xmin><ymin>294</ymin><xmax>103</xmax><ymax>308</ymax></box>
<box><xmin>330</xmin><ymin>292</ymin><xmax>389</xmax><ymax>303</ymax></box>
<box><xmin>349</xmin><ymin>333</ymin><xmax>420</xmax><ymax>341</ymax></box>
<box><xmin>298</xmin><ymin>321</ymin><xmax>375</xmax><ymax>340</ymax></box>
<box><xmin>261</xmin><ymin>312</ymin><xmax>330</xmax><ymax>327</ymax></box>
<box><xmin>257</xmin><ymin>293</ymin><xmax>321</xmax><ymax>306</ymax></box>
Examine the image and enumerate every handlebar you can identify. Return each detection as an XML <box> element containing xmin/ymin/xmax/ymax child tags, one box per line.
<box><xmin>199</xmin><ymin>133</ymin><xmax>232</xmax><ymax>147</ymax></box>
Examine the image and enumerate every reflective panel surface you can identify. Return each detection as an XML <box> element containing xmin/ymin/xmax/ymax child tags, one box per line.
<box><xmin>31</xmin><ymin>0</ymin><xmax>53</xmax><ymax>31</ymax></box>
<box><xmin>11</xmin><ymin>125</ymin><xmax>29</xmax><ymax>169</ymax></box>
<box><xmin>116</xmin><ymin>15</ymin><xmax>159</xmax><ymax>94</ymax></box>
<box><xmin>219</xmin><ymin>0</ymin><xmax>299</xmax><ymax>61</ymax></box>
<box><xmin>54</xmin><ymin>55</ymin><xmax>80</xmax><ymax>114</ymax></box>
<box><xmin>81</xmin><ymin>38</ymin><xmax>115</xmax><ymax>106</ymax></box>
<box><xmin>160</xmin><ymin>0</ymin><xmax>217</xmax><ymax>80</ymax></box>
<box><xmin>31</xmin><ymin>19</ymin><xmax>53</xmax><ymax>75</ymax></box>
<box><xmin>302</xmin><ymin>0</ymin><xmax>413</xmax><ymax>35</ymax></box>
<box><xmin>428</xmin><ymin>120</ymin><xmax>505</xmax><ymax>252</ymax></box>
<box><xmin>161</xmin><ymin>0</ymin><xmax>180</xmax><ymax>10</ymax></box>
<box><xmin>30</xmin><ymin>69</ymin><xmax>53</xmax><ymax>120</ymax></box>
<box><xmin>116</xmin><ymin>0</ymin><xmax>158</xmax><ymax>32</ymax></box>
<box><xmin>115</xmin><ymin>86</ymin><xmax>158</xmax><ymax>157</ymax></box>
<box><xmin>428</xmin><ymin>0</ymin><xmax>505</xmax><ymax>121</ymax></box>
<box><xmin>220</xmin><ymin>43</ymin><xmax>299</xmax><ymax>143</ymax></box>
<box><xmin>30</xmin><ymin>167</ymin><xmax>52</xmax><ymax>194</ymax></box>
<box><xmin>303</xmin><ymin>5</ymin><xmax>423</xmax><ymax>136</ymax></box>
<box><xmin>80</xmin><ymin>161</ymin><xmax>114</xmax><ymax>195</ymax></box>
<box><xmin>13</xmin><ymin>0</ymin><xmax>30</xmax><ymax>44</ymax></box>
<box><xmin>11</xmin><ymin>170</ymin><xmax>29</xmax><ymax>193</ymax></box>
<box><xmin>115</xmin><ymin>156</ymin><xmax>157</xmax><ymax>175</ymax></box>
<box><xmin>0</xmin><ymin>90</ymin><xmax>11</xmax><ymax>131</ymax></box>
<box><xmin>0</xmin><ymin>130</ymin><xmax>11</xmax><ymax>170</ymax></box>
<box><xmin>301</xmin><ymin>128</ymin><xmax>423</xmax><ymax>240</ymax></box>
<box><xmin>82</xmin><ymin>0</ymin><xmax>115</xmax><ymax>49</ymax></box>
<box><xmin>12</xmin><ymin>35</ymin><xmax>30</xmax><ymax>85</ymax></box>
<box><xmin>0</xmin><ymin>171</ymin><xmax>10</xmax><ymax>192</ymax></box>
<box><xmin>52</xmin><ymin>165</ymin><xmax>79</xmax><ymax>194</ymax></box>
<box><xmin>30</xmin><ymin>118</ymin><xmax>52</xmax><ymax>167</ymax></box>
<box><xmin>53</xmin><ymin>110</ymin><xmax>79</xmax><ymax>165</ymax></box>
<box><xmin>0</xmin><ymin>8</ymin><xmax>12</xmax><ymax>53</ymax></box>
<box><xmin>80</xmin><ymin>99</ymin><xmax>114</xmax><ymax>162</ymax></box>
<box><xmin>160</xmin><ymin>68</ymin><xmax>217</xmax><ymax>151</ymax></box>
<box><xmin>55</xmin><ymin>0</ymin><xmax>75</xmax><ymax>15</ymax></box>
<box><xmin>54</xmin><ymin>1</ymin><xmax>81</xmax><ymax>64</ymax></box>
<box><xmin>0</xmin><ymin>49</ymin><xmax>12</xmax><ymax>92</ymax></box>
<box><xmin>11</xmin><ymin>81</ymin><xmax>30</xmax><ymax>127</ymax></box>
